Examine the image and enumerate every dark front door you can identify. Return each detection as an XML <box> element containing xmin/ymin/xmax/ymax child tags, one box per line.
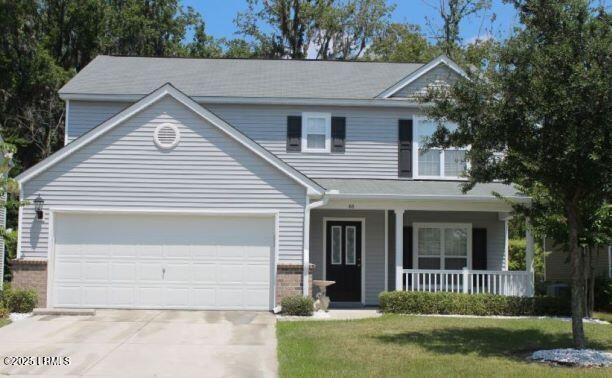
<box><xmin>326</xmin><ymin>221</ymin><xmax>362</xmax><ymax>302</ymax></box>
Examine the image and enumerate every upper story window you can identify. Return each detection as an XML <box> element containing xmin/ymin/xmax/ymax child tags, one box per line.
<box><xmin>413</xmin><ymin>117</ymin><xmax>468</xmax><ymax>179</ymax></box>
<box><xmin>302</xmin><ymin>112</ymin><xmax>331</xmax><ymax>153</ymax></box>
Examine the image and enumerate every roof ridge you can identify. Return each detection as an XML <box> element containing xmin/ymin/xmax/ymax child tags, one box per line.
<box><xmin>95</xmin><ymin>54</ymin><xmax>426</xmax><ymax>65</ymax></box>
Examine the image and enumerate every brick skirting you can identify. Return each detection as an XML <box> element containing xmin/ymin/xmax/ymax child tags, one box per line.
<box><xmin>9</xmin><ymin>259</ymin><xmax>48</xmax><ymax>308</ymax></box>
<box><xmin>7</xmin><ymin>260</ymin><xmax>312</xmax><ymax>310</ymax></box>
<box><xmin>276</xmin><ymin>263</ymin><xmax>315</xmax><ymax>304</ymax></box>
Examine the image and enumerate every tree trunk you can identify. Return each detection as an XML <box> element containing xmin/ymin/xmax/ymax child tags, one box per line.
<box><xmin>567</xmin><ymin>202</ymin><xmax>586</xmax><ymax>348</ymax></box>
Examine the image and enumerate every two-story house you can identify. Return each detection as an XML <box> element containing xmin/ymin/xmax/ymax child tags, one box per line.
<box><xmin>12</xmin><ymin>55</ymin><xmax>534</xmax><ymax>310</ymax></box>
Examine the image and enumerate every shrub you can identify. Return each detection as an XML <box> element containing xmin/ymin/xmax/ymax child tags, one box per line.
<box><xmin>2</xmin><ymin>286</ymin><xmax>37</xmax><ymax>313</ymax></box>
<box><xmin>594</xmin><ymin>277</ymin><xmax>612</xmax><ymax>312</ymax></box>
<box><xmin>379</xmin><ymin>291</ymin><xmax>570</xmax><ymax>317</ymax></box>
<box><xmin>281</xmin><ymin>295</ymin><xmax>313</xmax><ymax>316</ymax></box>
<box><xmin>0</xmin><ymin>307</ymin><xmax>8</xmax><ymax>319</ymax></box>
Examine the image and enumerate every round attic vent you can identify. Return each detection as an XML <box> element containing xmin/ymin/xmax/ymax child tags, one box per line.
<box><xmin>154</xmin><ymin>124</ymin><xmax>180</xmax><ymax>149</ymax></box>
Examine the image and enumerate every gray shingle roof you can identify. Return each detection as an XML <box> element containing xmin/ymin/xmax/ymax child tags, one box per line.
<box><xmin>315</xmin><ymin>178</ymin><xmax>526</xmax><ymax>199</ymax></box>
<box><xmin>59</xmin><ymin>56</ymin><xmax>423</xmax><ymax>99</ymax></box>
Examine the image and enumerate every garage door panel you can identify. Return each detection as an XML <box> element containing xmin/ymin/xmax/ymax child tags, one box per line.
<box><xmin>83</xmin><ymin>286</ymin><xmax>108</xmax><ymax>306</ymax></box>
<box><xmin>110</xmin><ymin>263</ymin><xmax>137</xmax><ymax>281</ymax></box>
<box><xmin>55</xmin><ymin>286</ymin><xmax>82</xmax><ymax>306</ymax></box>
<box><xmin>53</xmin><ymin>213</ymin><xmax>274</xmax><ymax>310</ymax></box>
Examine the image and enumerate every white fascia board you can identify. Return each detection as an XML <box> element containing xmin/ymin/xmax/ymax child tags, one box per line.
<box><xmin>326</xmin><ymin>192</ymin><xmax>530</xmax><ymax>204</ymax></box>
<box><xmin>18</xmin><ymin>84</ymin><xmax>324</xmax><ymax>196</ymax></box>
<box><xmin>58</xmin><ymin>93</ymin><xmax>424</xmax><ymax>108</ymax></box>
<box><xmin>377</xmin><ymin>55</ymin><xmax>468</xmax><ymax>99</ymax></box>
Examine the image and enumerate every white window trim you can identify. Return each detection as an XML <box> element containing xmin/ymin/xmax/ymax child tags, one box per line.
<box><xmin>301</xmin><ymin>112</ymin><xmax>331</xmax><ymax>153</ymax></box>
<box><xmin>412</xmin><ymin>116</ymin><xmax>469</xmax><ymax>180</ymax></box>
<box><xmin>413</xmin><ymin>222</ymin><xmax>472</xmax><ymax>269</ymax></box>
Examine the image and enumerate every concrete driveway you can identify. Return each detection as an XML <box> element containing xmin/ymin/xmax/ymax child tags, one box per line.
<box><xmin>0</xmin><ymin>310</ymin><xmax>277</xmax><ymax>377</ymax></box>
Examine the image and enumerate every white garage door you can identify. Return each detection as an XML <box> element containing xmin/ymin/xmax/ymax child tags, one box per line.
<box><xmin>51</xmin><ymin>212</ymin><xmax>275</xmax><ymax>310</ymax></box>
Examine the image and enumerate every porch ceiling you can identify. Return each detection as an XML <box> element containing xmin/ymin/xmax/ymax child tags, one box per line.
<box><xmin>315</xmin><ymin>178</ymin><xmax>528</xmax><ymax>202</ymax></box>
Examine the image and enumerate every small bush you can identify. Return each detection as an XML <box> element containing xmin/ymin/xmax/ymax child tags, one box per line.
<box><xmin>0</xmin><ymin>307</ymin><xmax>8</xmax><ymax>319</ymax></box>
<box><xmin>379</xmin><ymin>291</ymin><xmax>570</xmax><ymax>316</ymax></box>
<box><xmin>594</xmin><ymin>277</ymin><xmax>612</xmax><ymax>312</ymax></box>
<box><xmin>2</xmin><ymin>286</ymin><xmax>37</xmax><ymax>313</ymax></box>
<box><xmin>281</xmin><ymin>295</ymin><xmax>313</xmax><ymax>316</ymax></box>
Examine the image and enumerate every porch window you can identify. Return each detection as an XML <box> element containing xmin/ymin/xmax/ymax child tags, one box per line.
<box><xmin>414</xmin><ymin>117</ymin><xmax>468</xmax><ymax>179</ymax></box>
<box><xmin>302</xmin><ymin>112</ymin><xmax>331</xmax><ymax>152</ymax></box>
<box><xmin>414</xmin><ymin>223</ymin><xmax>472</xmax><ymax>269</ymax></box>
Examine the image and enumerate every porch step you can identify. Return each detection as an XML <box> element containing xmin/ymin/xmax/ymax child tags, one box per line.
<box><xmin>33</xmin><ymin>308</ymin><xmax>96</xmax><ymax>316</ymax></box>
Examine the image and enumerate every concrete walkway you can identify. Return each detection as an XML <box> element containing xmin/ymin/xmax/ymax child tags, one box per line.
<box><xmin>0</xmin><ymin>310</ymin><xmax>277</xmax><ymax>377</ymax></box>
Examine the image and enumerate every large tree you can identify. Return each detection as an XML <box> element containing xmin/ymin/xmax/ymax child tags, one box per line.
<box><xmin>235</xmin><ymin>0</ymin><xmax>393</xmax><ymax>59</ymax></box>
<box><xmin>365</xmin><ymin>23</ymin><xmax>438</xmax><ymax>62</ymax></box>
<box><xmin>426</xmin><ymin>0</ymin><xmax>611</xmax><ymax>348</ymax></box>
<box><xmin>426</xmin><ymin>0</ymin><xmax>492</xmax><ymax>60</ymax></box>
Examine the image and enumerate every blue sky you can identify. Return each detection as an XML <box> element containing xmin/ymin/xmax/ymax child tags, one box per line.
<box><xmin>183</xmin><ymin>0</ymin><xmax>520</xmax><ymax>44</ymax></box>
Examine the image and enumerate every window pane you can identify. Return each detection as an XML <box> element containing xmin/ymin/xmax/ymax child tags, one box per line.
<box><xmin>307</xmin><ymin>134</ymin><xmax>326</xmax><ymax>149</ymax></box>
<box><xmin>306</xmin><ymin>117</ymin><xmax>326</xmax><ymax>133</ymax></box>
<box><xmin>418</xmin><ymin>149</ymin><xmax>441</xmax><ymax>176</ymax></box>
<box><xmin>345</xmin><ymin>226</ymin><xmax>356</xmax><ymax>265</ymax></box>
<box><xmin>418</xmin><ymin>228</ymin><xmax>441</xmax><ymax>256</ymax></box>
<box><xmin>444</xmin><ymin>228</ymin><xmax>468</xmax><ymax>256</ymax></box>
<box><xmin>445</xmin><ymin>258</ymin><xmax>467</xmax><ymax>269</ymax></box>
<box><xmin>331</xmin><ymin>226</ymin><xmax>342</xmax><ymax>264</ymax></box>
<box><xmin>444</xmin><ymin>150</ymin><xmax>467</xmax><ymax>177</ymax></box>
<box><xmin>418</xmin><ymin>257</ymin><xmax>441</xmax><ymax>269</ymax></box>
<box><xmin>417</xmin><ymin>120</ymin><xmax>437</xmax><ymax>144</ymax></box>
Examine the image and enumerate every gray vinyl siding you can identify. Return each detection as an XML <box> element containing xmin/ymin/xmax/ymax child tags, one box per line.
<box><xmin>387</xmin><ymin>211</ymin><xmax>507</xmax><ymax>291</ymax></box>
<box><xmin>21</xmin><ymin>96</ymin><xmax>307</xmax><ymax>263</ymax></box>
<box><xmin>391</xmin><ymin>65</ymin><xmax>460</xmax><ymax>99</ymax></box>
<box><xmin>67</xmin><ymin>101</ymin><xmax>130</xmax><ymax>143</ymax></box>
<box><xmin>206</xmin><ymin>104</ymin><xmax>410</xmax><ymax>179</ymax></box>
<box><xmin>544</xmin><ymin>242</ymin><xmax>610</xmax><ymax>281</ymax></box>
<box><xmin>67</xmin><ymin>101</ymin><xmax>415</xmax><ymax>179</ymax></box>
<box><xmin>309</xmin><ymin>209</ymin><xmax>386</xmax><ymax>305</ymax></box>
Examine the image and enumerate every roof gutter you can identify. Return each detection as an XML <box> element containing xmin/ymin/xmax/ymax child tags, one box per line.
<box><xmin>325</xmin><ymin>192</ymin><xmax>531</xmax><ymax>203</ymax></box>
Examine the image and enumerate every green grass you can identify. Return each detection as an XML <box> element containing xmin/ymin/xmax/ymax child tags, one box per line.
<box><xmin>0</xmin><ymin>317</ymin><xmax>10</xmax><ymax>328</ymax></box>
<box><xmin>593</xmin><ymin>312</ymin><xmax>612</xmax><ymax>323</ymax></box>
<box><xmin>277</xmin><ymin>315</ymin><xmax>612</xmax><ymax>377</ymax></box>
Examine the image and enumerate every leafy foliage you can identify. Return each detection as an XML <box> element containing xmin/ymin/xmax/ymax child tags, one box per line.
<box><xmin>281</xmin><ymin>295</ymin><xmax>314</xmax><ymax>316</ymax></box>
<box><xmin>1</xmin><ymin>285</ymin><xmax>38</xmax><ymax>313</ymax></box>
<box><xmin>379</xmin><ymin>291</ymin><xmax>570</xmax><ymax>316</ymax></box>
<box><xmin>425</xmin><ymin>0</ymin><xmax>611</xmax><ymax>347</ymax></box>
<box><xmin>236</xmin><ymin>0</ymin><xmax>395</xmax><ymax>60</ymax></box>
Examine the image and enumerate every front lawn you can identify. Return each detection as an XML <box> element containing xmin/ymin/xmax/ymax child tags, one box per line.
<box><xmin>0</xmin><ymin>318</ymin><xmax>10</xmax><ymax>328</ymax></box>
<box><xmin>277</xmin><ymin>315</ymin><xmax>612</xmax><ymax>377</ymax></box>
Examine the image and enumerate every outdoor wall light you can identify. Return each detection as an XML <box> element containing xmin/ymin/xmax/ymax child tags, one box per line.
<box><xmin>34</xmin><ymin>194</ymin><xmax>44</xmax><ymax>220</ymax></box>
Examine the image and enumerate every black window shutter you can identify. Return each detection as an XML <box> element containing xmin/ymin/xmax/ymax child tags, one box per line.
<box><xmin>286</xmin><ymin>116</ymin><xmax>301</xmax><ymax>152</ymax></box>
<box><xmin>331</xmin><ymin>117</ymin><xmax>346</xmax><ymax>153</ymax></box>
<box><xmin>403</xmin><ymin>226</ymin><xmax>413</xmax><ymax>269</ymax></box>
<box><xmin>472</xmin><ymin>228</ymin><xmax>487</xmax><ymax>270</ymax></box>
<box><xmin>398</xmin><ymin>119</ymin><xmax>413</xmax><ymax>177</ymax></box>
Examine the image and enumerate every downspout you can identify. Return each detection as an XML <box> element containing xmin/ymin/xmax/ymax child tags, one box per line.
<box><xmin>302</xmin><ymin>191</ymin><xmax>334</xmax><ymax>296</ymax></box>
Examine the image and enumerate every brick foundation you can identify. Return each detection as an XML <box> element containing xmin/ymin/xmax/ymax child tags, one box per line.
<box><xmin>276</xmin><ymin>263</ymin><xmax>315</xmax><ymax>304</ymax></box>
<box><xmin>7</xmin><ymin>260</ymin><xmax>314</xmax><ymax>309</ymax></box>
<box><xmin>9</xmin><ymin>259</ymin><xmax>48</xmax><ymax>308</ymax></box>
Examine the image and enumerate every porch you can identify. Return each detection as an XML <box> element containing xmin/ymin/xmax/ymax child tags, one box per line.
<box><xmin>306</xmin><ymin>179</ymin><xmax>534</xmax><ymax>305</ymax></box>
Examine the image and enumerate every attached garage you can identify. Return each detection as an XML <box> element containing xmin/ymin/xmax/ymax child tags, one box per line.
<box><xmin>49</xmin><ymin>211</ymin><xmax>276</xmax><ymax>310</ymax></box>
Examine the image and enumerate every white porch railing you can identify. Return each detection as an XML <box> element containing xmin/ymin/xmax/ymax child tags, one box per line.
<box><xmin>403</xmin><ymin>268</ymin><xmax>532</xmax><ymax>297</ymax></box>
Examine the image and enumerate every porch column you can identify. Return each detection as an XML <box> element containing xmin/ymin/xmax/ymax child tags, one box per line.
<box><xmin>394</xmin><ymin>209</ymin><xmax>405</xmax><ymax>291</ymax></box>
<box><xmin>525</xmin><ymin>217</ymin><xmax>535</xmax><ymax>296</ymax></box>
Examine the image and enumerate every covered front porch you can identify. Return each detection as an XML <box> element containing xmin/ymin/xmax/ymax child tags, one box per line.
<box><xmin>306</xmin><ymin>179</ymin><xmax>534</xmax><ymax>306</ymax></box>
